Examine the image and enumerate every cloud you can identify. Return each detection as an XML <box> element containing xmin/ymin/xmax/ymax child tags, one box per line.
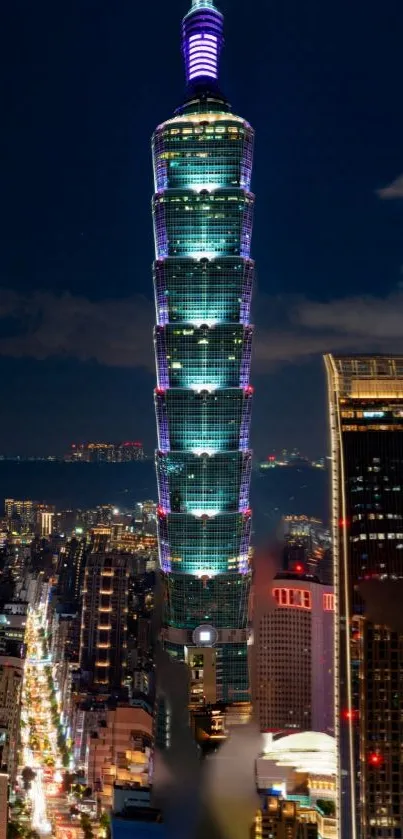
<box><xmin>253</xmin><ymin>291</ymin><xmax>403</xmax><ymax>369</ymax></box>
<box><xmin>376</xmin><ymin>174</ymin><xmax>403</xmax><ymax>200</ymax></box>
<box><xmin>0</xmin><ymin>289</ymin><xmax>154</xmax><ymax>370</ymax></box>
<box><xmin>0</xmin><ymin>286</ymin><xmax>401</xmax><ymax>373</ymax></box>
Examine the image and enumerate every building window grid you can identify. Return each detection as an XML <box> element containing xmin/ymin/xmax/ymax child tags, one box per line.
<box><xmin>152</xmin><ymin>191</ymin><xmax>254</xmax><ymax>260</ymax></box>
<box><xmin>156</xmin><ymin>388</ymin><xmax>252</xmax><ymax>452</ymax></box>
<box><xmin>152</xmin><ymin>121</ymin><xmax>254</xmax><ymax>192</ymax></box>
<box><xmin>157</xmin><ymin>511</ymin><xmax>251</xmax><ymax>575</ymax></box>
<box><xmin>154</xmin><ymin>323</ymin><xmax>252</xmax><ymax>390</ymax></box>
<box><xmin>153</xmin><ymin>257</ymin><xmax>253</xmax><ymax>326</ymax></box>
<box><xmin>156</xmin><ymin>450</ymin><xmax>251</xmax><ymax>514</ymax></box>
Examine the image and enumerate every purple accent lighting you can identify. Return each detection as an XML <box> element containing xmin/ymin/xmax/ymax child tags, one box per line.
<box><xmin>239</xmin><ymin>515</ymin><xmax>252</xmax><ymax>573</ymax></box>
<box><xmin>239</xmin><ymin>452</ymin><xmax>252</xmax><ymax>511</ymax></box>
<box><xmin>240</xmin><ymin>261</ymin><xmax>253</xmax><ymax>325</ymax></box>
<box><xmin>155</xmin><ymin>392</ymin><xmax>170</xmax><ymax>452</ymax></box>
<box><xmin>239</xmin><ymin>393</ymin><xmax>252</xmax><ymax>451</ymax></box>
<box><xmin>157</xmin><ymin>460</ymin><xmax>170</xmax><ymax>511</ymax></box>
<box><xmin>182</xmin><ymin>2</ymin><xmax>224</xmax><ymax>87</ymax></box>
<box><xmin>157</xmin><ymin>515</ymin><xmax>171</xmax><ymax>573</ymax></box>
<box><xmin>154</xmin><ymin>327</ymin><xmax>170</xmax><ymax>389</ymax></box>
<box><xmin>239</xmin><ymin>327</ymin><xmax>253</xmax><ymax>387</ymax></box>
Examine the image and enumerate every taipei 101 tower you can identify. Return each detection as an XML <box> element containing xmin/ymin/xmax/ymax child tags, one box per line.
<box><xmin>152</xmin><ymin>0</ymin><xmax>254</xmax><ymax>704</ymax></box>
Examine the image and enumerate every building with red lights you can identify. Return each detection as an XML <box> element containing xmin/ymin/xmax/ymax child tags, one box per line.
<box><xmin>281</xmin><ymin>515</ymin><xmax>332</xmax><ymax>585</ymax></box>
<box><xmin>325</xmin><ymin>355</ymin><xmax>403</xmax><ymax>839</ymax></box>
<box><xmin>254</xmin><ymin>572</ymin><xmax>334</xmax><ymax>735</ymax></box>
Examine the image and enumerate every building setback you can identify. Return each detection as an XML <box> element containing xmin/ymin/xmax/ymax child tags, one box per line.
<box><xmin>152</xmin><ymin>0</ymin><xmax>255</xmax><ymax>704</ymax></box>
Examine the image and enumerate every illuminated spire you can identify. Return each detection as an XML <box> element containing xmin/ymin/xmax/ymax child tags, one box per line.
<box><xmin>192</xmin><ymin>0</ymin><xmax>216</xmax><ymax>7</ymax></box>
<box><xmin>182</xmin><ymin>0</ymin><xmax>224</xmax><ymax>87</ymax></box>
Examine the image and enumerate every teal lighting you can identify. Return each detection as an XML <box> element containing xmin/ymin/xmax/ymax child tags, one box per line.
<box><xmin>152</xmin><ymin>0</ymin><xmax>254</xmax><ymax>703</ymax></box>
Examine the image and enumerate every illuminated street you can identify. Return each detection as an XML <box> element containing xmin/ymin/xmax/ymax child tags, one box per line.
<box><xmin>19</xmin><ymin>604</ymin><xmax>72</xmax><ymax>836</ymax></box>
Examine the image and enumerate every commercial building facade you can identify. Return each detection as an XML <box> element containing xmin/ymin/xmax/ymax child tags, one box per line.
<box><xmin>0</xmin><ymin>653</ymin><xmax>24</xmax><ymax>785</ymax></box>
<box><xmin>255</xmin><ymin>572</ymin><xmax>334</xmax><ymax>734</ymax></box>
<box><xmin>325</xmin><ymin>354</ymin><xmax>403</xmax><ymax>839</ymax></box>
<box><xmin>152</xmin><ymin>0</ymin><xmax>254</xmax><ymax>702</ymax></box>
<box><xmin>79</xmin><ymin>551</ymin><xmax>129</xmax><ymax>691</ymax></box>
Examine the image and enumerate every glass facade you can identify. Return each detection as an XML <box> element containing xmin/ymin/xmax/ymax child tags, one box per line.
<box><xmin>325</xmin><ymin>355</ymin><xmax>403</xmax><ymax>839</ymax></box>
<box><xmin>152</xmin><ymin>0</ymin><xmax>254</xmax><ymax>702</ymax></box>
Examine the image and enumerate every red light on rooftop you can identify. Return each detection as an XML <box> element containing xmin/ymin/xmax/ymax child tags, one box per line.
<box><xmin>294</xmin><ymin>563</ymin><xmax>303</xmax><ymax>573</ymax></box>
<box><xmin>369</xmin><ymin>752</ymin><xmax>383</xmax><ymax>767</ymax></box>
<box><xmin>268</xmin><ymin>455</ymin><xmax>275</xmax><ymax>462</ymax></box>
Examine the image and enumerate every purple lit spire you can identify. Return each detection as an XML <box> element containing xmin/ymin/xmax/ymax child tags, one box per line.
<box><xmin>182</xmin><ymin>0</ymin><xmax>224</xmax><ymax>86</ymax></box>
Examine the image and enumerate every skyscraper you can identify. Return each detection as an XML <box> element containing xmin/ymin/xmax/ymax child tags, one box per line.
<box><xmin>152</xmin><ymin>0</ymin><xmax>254</xmax><ymax>702</ymax></box>
<box><xmin>80</xmin><ymin>550</ymin><xmax>129</xmax><ymax>692</ymax></box>
<box><xmin>325</xmin><ymin>354</ymin><xmax>403</xmax><ymax>839</ymax></box>
<box><xmin>254</xmin><ymin>572</ymin><xmax>334</xmax><ymax>735</ymax></box>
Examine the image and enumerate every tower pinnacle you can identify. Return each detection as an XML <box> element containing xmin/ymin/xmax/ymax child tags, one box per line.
<box><xmin>191</xmin><ymin>0</ymin><xmax>216</xmax><ymax>7</ymax></box>
<box><xmin>182</xmin><ymin>0</ymin><xmax>224</xmax><ymax>88</ymax></box>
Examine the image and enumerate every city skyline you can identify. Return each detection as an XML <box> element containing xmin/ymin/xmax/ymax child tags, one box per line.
<box><xmin>2</xmin><ymin>0</ymin><xmax>403</xmax><ymax>457</ymax></box>
<box><xmin>2</xmin><ymin>0</ymin><xmax>403</xmax><ymax>836</ymax></box>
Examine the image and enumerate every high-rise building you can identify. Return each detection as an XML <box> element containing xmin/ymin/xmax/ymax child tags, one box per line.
<box><xmin>254</xmin><ymin>572</ymin><xmax>334</xmax><ymax>734</ymax></box>
<box><xmin>325</xmin><ymin>354</ymin><xmax>403</xmax><ymax>839</ymax></box>
<box><xmin>79</xmin><ymin>551</ymin><xmax>129</xmax><ymax>691</ymax></box>
<box><xmin>57</xmin><ymin>536</ymin><xmax>88</xmax><ymax>605</ymax></box>
<box><xmin>152</xmin><ymin>0</ymin><xmax>254</xmax><ymax>703</ymax></box>
<box><xmin>36</xmin><ymin>505</ymin><xmax>55</xmax><ymax>537</ymax></box>
<box><xmin>4</xmin><ymin>499</ymin><xmax>36</xmax><ymax>533</ymax></box>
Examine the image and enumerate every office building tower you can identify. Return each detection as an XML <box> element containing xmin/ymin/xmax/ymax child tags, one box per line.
<box><xmin>325</xmin><ymin>354</ymin><xmax>403</xmax><ymax>839</ymax></box>
<box><xmin>152</xmin><ymin>0</ymin><xmax>254</xmax><ymax>702</ymax></box>
<box><xmin>36</xmin><ymin>505</ymin><xmax>55</xmax><ymax>537</ymax></box>
<box><xmin>254</xmin><ymin>572</ymin><xmax>334</xmax><ymax>734</ymax></box>
<box><xmin>79</xmin><ymin>551</ymin><xmax>129</xmax><ymax>691</ymax></box>
<box><xmin>57</xmin><ymin>536</ymin><xmax>88</xmax><ymax>605</ymax></box>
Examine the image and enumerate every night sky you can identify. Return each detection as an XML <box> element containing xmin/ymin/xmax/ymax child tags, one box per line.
<box><xmin>2</xmin><ymin>0</ymin><xmax>403</xmax><ymax>458</ymax></box>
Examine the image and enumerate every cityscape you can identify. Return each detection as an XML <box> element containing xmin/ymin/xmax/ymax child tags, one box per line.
<box><xmin>1</xmin><ymin>0</ymin><xmax>403</xmax><ymax>839</ymax></box>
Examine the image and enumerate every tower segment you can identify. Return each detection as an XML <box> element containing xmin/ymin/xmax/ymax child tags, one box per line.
<box><xmin>152</xmin><ymin>0</ymin><xmax>254</xmax><ymax>702</ymax></box>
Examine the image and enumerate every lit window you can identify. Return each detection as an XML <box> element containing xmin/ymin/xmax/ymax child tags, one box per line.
<box><xmin>323</xmin><ymin>593</ymin><xmax>335</xmax><ymax>611</ymax></box>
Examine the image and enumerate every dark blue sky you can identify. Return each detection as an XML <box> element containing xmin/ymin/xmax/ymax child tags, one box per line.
<box><xmin>1</xmin><ymin>0</ymin><xmax>403</xmax><ymax>457</ymax></box>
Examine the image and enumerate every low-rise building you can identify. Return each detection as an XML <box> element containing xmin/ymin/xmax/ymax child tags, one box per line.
<box><xmin>86</xmin><ymin>704</ymin><xmax>153</xmax><ymax>808</ymax></box>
